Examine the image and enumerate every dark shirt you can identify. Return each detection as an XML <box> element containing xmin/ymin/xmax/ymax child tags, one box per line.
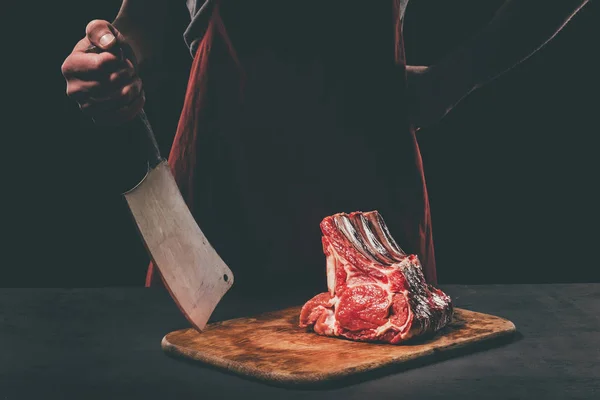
<box><xmin>156</xmin><ymin>0</ymin><xmax>437</xmax><ymax>296</ymax></box>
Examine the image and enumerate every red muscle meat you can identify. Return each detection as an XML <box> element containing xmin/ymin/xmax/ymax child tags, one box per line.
<box><xmin>299</xmin><ymin>211</ymin><xmax>453</xmax><ymax>344</ymax></box>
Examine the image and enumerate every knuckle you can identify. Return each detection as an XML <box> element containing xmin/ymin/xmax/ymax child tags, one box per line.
<box><xmin>60</xmin><ymin>59</ymin><xmax>70</xmax><ymax>75</ymax></box>
<box><xmin>85</xmin><ymin>19</ymin><xmax>107</xmax><ymax>35</ymax></box>
<box><xmin>121</xmin><ymin>84</ymin><xmax>137</xmax><ymax>99</ymax></box>
<box><xmin>108</xmin><ymin>70</ymin><xmax>121</xmax><ymax>83</ymax></box>
<box><xmin>61</xmin><ymin>55</ymin><xmax>78</xmax><ymax>76</ymax></box>
<box><xmin>65</xmin><ymin>84</ymin><xmax>77</xmax><ymax>98</ymax></box>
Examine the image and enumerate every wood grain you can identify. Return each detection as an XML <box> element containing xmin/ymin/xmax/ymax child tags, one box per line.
<box><xmin>162</xmin><ymin>306</ymin><xmax>516</xmax><ymax>387</ymax></box>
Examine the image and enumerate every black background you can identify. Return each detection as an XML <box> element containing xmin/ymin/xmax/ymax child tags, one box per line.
<box><xmin>4</xmin><ymin>0</ymin><xmax>598</xmax><ymax>287</ymax></box>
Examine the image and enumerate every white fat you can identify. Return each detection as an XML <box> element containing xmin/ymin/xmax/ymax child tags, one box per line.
<box><xmin>326</xmin><ymin>247</ymin><xmax>336</xmax><ymax>296</ymax></box>
<box><xmin>323</xmin><ymin>309</ymin><xmax>337</xmax><ymax>335</ymax></box>
<box><xmin>374</xmin><ymin>320</ymin><xmax>395</xmax><ymax>335</ymax></box>
<box><xmin>430</xmin><ymin>290</ymin><xmax>449</xmax><ymax>308</ymax></box>
<box><xmin>330</xmin><ymin>295</ymin><xmax>340</xmax><ymax>307</ymax></box>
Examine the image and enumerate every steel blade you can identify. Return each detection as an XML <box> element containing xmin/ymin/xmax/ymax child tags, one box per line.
<box><xmin>124</xmin><ymin>161</ymin><xmax>234</xmax><ymax>330</ymax></box>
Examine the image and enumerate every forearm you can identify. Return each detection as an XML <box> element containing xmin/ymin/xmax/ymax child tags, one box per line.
<box><xmin>111</xmin><ymin>0</ymin><xmax>170</xmax><ymax>68</ymax></box>
<box><xmin>438</xmin><ymin>0</ymin><xmax>589</xmax><ymax>92</ymax></box>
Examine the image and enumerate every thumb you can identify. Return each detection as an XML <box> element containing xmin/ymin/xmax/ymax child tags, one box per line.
<box><xmin>85</xmin><ymin>20</ymin><xmax>121</xmax><ymax>50</ymax></box>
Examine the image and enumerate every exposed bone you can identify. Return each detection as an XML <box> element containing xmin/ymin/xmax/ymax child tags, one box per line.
<box><xmin>364</xmin><ymin>211</ymin><xmax>407</xmax><ymax>261</ymax></box>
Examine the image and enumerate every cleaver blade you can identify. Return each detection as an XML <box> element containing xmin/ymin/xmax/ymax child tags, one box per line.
<box><xmin>124</xmin><ymin>156</ymin><xmax>234</xmax><ymax>332</ymax></box>
<box><xmin>85</xmin><ymin>44</ymin><xmax>233</xmax><ymax>330</ymax></box>
<box><xmin>113</xmin><ymin>111</ymin><xmax>233</xmax><ymax>332</ymax></box>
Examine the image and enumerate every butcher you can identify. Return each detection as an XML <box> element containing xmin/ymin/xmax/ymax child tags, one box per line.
<box><xmin>61</xmin><ymin>1</ymin><xmax>588</xmax><ymax>295</ymax></box>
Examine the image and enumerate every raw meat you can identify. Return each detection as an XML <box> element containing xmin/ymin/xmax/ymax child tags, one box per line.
<box><xmin>299</xmin><ymin>211</ymin><xmax>453</xmax><ymax>344</ymax></box>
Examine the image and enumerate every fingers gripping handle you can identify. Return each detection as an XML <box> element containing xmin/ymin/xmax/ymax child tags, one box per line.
<box><xmin>85</xmin><ymin>45</ymin><xmax>163</xmax><ymax>192</ymax></box>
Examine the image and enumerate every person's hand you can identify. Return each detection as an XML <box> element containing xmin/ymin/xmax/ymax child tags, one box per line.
<box><xmin>61</xmin><ymin>20</ymin><xmax>144</xmax><ymax>126</ymax></box>
<box><xmin>406</xmin><ymin>65</ymin><xmax>476</xmax><ymax>131</ymax></box>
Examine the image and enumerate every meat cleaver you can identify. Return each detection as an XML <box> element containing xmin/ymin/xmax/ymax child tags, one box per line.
<box><xmin>86</xmin><ymin>45</ymin><xmax>234</xmax><ymax>331</ymax></box>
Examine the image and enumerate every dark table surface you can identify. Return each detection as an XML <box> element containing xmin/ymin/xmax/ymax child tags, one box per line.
<box><xmin>0</xmin><ymin>284</ymin><xmax>598</xmax><ymax>400</ymax></box>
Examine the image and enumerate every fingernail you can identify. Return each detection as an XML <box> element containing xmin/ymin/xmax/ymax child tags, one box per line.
<box><xmin>99</xmin><ymin>33</ymin><xmax>115</xmax><ymax>47</ymax></box>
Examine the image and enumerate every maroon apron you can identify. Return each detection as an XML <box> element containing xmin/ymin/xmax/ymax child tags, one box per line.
<box><xmin>146</xmin><ymin>1</ymin><xmax>437</xmax><ymax>294</ymax></box>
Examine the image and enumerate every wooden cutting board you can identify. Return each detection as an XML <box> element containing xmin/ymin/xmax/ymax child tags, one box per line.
<box><xmin>161</xmin><ymin>306</ymin><xmax>516</xmax><ymax>388</ymax></box>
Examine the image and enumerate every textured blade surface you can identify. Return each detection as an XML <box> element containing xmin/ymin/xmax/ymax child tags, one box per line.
<box><xmin>124</xmin><ymin>161</ymin><xmax>234</xmax><ymax>330</ymax></box>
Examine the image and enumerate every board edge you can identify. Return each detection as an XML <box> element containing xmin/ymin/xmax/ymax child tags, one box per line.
<box><xmin>160</xmin><ymin>307</ymin><xmax>518</xmax><ymax>387</ymax></box>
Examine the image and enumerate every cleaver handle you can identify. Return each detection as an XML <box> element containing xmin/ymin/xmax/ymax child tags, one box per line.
<box><xmin>85</xmin><ymin>44</ymin><xmax>163</xmax><ymax>189</ymax></box>
<box><xmin>123</xmin><ymin>109</ymin><xmax>163</xmax><ymax>169</ymax></box>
